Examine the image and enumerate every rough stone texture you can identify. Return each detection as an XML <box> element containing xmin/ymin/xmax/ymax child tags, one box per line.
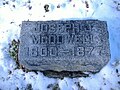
<box><xmin>18</xmin><ymin>20</ymin><xmax>110</xmax><ymax>74</ymax></box>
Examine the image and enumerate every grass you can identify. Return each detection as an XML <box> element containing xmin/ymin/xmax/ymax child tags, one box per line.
<box><xmin>9</xmin><ymin>39</ymin><xmax>20</xmax><ymax>68</ymax></box>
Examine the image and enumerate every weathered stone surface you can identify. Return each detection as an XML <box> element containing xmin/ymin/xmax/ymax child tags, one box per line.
<box><xmin>18</xmin><ymin>20</ymin><xmax>110</xmax><ymax>73</ymax></box>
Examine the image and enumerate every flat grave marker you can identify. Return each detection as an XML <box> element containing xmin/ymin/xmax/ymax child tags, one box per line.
<box><xmin>18</xmin><ymin>20</ymin><xmax>110</xmax><ymax>74</ymax></box>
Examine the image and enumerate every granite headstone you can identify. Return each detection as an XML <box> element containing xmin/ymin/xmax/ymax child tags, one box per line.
<box><xmin>18</xmin><ymin>20</ymin><xmax>110</xmax><ymax>74</ymax></box>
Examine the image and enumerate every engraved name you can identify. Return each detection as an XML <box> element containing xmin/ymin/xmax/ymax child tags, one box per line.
<box><xmin>31</xmin><ymin>34</ymin><xmax>93</xmax><ymax>44</ymax></box>
<box><xmin>33</xmin><ymin>23</ymin><xmax>92</xmax><ymax>34</ymax></box>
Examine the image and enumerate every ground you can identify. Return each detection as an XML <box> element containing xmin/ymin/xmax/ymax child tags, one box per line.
<box><xmin>0</xmin><ymin>0</ymin><xmax>120</xmax><ymax>90</ymax></box>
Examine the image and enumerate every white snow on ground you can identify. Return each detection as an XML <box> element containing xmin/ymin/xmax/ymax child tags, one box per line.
<box><xmin>0</xmin><ymin>0</ymin><xmax>120</xmax><ymax>90</ymax></box>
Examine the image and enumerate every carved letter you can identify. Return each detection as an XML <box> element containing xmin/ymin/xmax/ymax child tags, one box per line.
<box><xmin>40</xmin><ymin>24</ymin><xmax>48</xmax><ymax>32</ymax></box>
<box><xmin>49</xmin><ymin>24</ymin><xmax>56</xmax><ymax>33</ymax></box>
<box><xmin>49</xmin><ymin>47</ymin><xmax>57</xmax><ymax>56</ymax></box>
<box><xmin>40</xmin><ymin>47</ymin><xmax>47</xmax><ymax>56</ymax></box>
<box><xmin>31</xmin><ymin>34</ymin><xmax>40</xmax><ymax>44</ymax></box>
<box><xmin>57</xmin><ymin>35</ymin><xmax>64</xmax><ymax>44</ymax></box>
<box><xmin>30</xmin><ymin>46</ymin><xmax>38</xmax><ymax>57</ymax></box>
<box><xmin>75</xmin><ymin>47</ymin><xmax>85</xmax><ymax>56</ymax></box>
<box><xmin>41</xmin><ymin>35</ymin><xmax>48</xmax><ymax>44</ymax></box>
<box><xmin>73</xmin><ymin>23</ymin><xmax>80</xmax><ymax>34</ymax></box>
<box><xmin>84</xmin><ymin>34</ymin><xmax>93</xmax><ymax>43</ymax></box>
<box><xmin>74</xmin><ymin>35</ymin><xmax>83</xmax><ymax>44</ymax></box>
<box><xmin>49</xmin><ymin>34</ymin><xmax>56</xmax><ymax>44</ymax></box>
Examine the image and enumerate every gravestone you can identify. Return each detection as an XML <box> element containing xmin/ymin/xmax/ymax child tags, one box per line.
<box><xmin>18</xmin><ymin>20</ymin><xmax>110</xmax><ymax>76</ymax></box>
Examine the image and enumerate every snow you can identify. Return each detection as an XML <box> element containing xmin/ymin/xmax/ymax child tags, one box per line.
<box><xmin>0</xmin><ymin>0</ymin><xmax>120</xmax><ymax>90</ymax></box>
